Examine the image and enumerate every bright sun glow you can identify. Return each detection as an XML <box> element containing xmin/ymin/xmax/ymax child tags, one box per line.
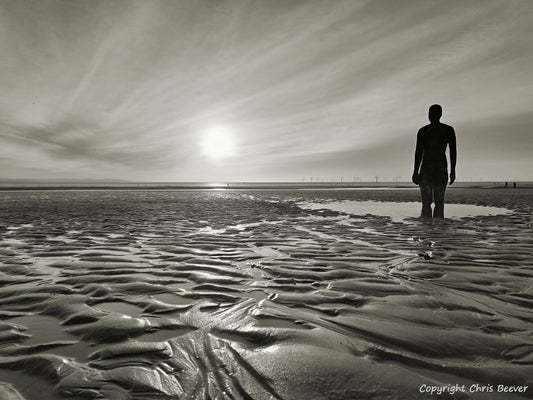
<box><xmin>202</xmin><ymin>126</ymin><xmax>236</xmax><ymax>160</ymax></box>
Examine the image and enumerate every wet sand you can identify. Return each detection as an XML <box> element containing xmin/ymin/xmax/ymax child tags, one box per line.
<box><xmin>0</xmin><ymin>188</ymin><xmax>532</xmax><ymax>399</ymax></box>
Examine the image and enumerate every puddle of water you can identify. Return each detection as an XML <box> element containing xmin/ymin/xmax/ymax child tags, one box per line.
<box><xmin>254</xmin><ymin>317</ymin><xmax>310</xmax><ymax>329</ymax></box>
<box><xmin>6</xmin><ymin>314</ymin><xmax>78</xmax><ymax>346</ymax></box>
<box><xmin>198</xmin><ymin>226</ymin><xmax>227</xmax><ymax>234</ymax></box>
<box><xmin>93</xmin><ymin>302</ymin><xmax>144</xmax><ymax>317</ymax></box>
<box><xmin>243</xmin><ymin>289</ymin><xmax>268</xmax><ymax>301</ymax></box>
<box><xmin>0</xmin><ymin>238</ymin><xmax>27</xmax><ymax>246</ymax></box>
<box><xmin>136</xmin><ymin>327</ymin><xmax>196</xmax><ymax>342</ymax></box>
<box><xmin>151</xmin><ymin>292</ymin><xmax>197</xmax><ymax>306</ymax></box>
<box><xmin>300</xmin><ymin>201</ymin><xmax>512</xmax><ymax>222</ymax></box>
<box><xmin>0</xmin><ymin>370</ymin><xmax>87</xmax><ymax>400</ymax></box>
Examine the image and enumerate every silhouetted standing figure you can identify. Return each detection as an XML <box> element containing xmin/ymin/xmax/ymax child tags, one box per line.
<box><xmin>412</xmin><ymin>104</ymin><xmax>457</xmax><ymax>218</ymax></box>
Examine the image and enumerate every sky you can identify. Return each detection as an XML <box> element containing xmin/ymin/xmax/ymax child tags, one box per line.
<box><xmin>1</xmin><ymin>0</ymin><xmax>532</xmax><ymax>182</ymax></box>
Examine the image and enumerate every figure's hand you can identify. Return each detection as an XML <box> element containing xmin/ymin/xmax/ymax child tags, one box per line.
<box><xmin>412</xmin><ymin>172</ymin><xmax>419</xmax><ymax>185</ymax></box>
<box><xmin>449</xmin><ymin>171</ymin><xmax>456</xmax><ymax>185</ymax></box>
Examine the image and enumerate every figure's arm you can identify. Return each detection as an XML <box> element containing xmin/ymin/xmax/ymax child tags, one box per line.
<box><xmin>449</xmin><ymin>128</ymin><xmax>457</xmax><ymax>184</ymax></box>
<box><xmin>412</xmin><ymin>130</ymin><xmax>423</xmax><ymax>185</ymax></box>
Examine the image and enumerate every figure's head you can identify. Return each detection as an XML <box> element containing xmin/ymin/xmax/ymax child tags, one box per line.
<box><xmin>428</xmin><ymin>104</ymin><xmax>442</xmax><ymax>123</ymax></box>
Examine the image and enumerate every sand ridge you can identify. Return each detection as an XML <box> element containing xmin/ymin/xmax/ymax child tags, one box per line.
<box><xmin>0</xmin><ymin>189</ymin><xmax>532</xmax><ymax>399</ymax></box>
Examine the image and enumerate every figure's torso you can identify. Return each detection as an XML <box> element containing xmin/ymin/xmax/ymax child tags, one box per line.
<box><xmin>418</xmin><ymin>123</ymin><xmax>454</xmax><ymax>184</ymax></box>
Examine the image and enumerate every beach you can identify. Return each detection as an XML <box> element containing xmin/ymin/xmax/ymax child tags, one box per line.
<box><xmin>0</xmin><ymin>187</ymin><xmax>532</xmax><ymax>399</ymax></box>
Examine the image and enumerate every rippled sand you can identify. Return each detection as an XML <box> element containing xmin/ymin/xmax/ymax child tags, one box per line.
<box><xmin>0</xmin><ymin>189</ymin><xmax>532</xmax><ymax>400</ymax></box>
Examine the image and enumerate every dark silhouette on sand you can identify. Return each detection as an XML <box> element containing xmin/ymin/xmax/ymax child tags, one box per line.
<box><xmin>412</xmin><ymin>104</ymin><xmax>457</xmax><ymax>218</ymax></box>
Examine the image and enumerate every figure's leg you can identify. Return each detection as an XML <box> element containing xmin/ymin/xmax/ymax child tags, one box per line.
<box><xmin>420</xmin><ymin>185</ymin><xmax>433</xmax><ymax>218</ymax></box>
<box><xmin>433</xmin><ymin>185</ymin><xmax>446</xmax><ymax>218</ymax></box>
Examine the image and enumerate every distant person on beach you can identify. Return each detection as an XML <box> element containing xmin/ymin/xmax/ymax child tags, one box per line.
<box><xmin>412</xmin><ymin>104</ymin><xmax>457</xmax><ymax>218</ymax></box>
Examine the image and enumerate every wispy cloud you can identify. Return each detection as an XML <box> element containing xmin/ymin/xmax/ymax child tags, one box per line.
<box><xmin>1</xmin><ymin>0</ymin><xmax>532</xmax><ymax>181</ymax></box>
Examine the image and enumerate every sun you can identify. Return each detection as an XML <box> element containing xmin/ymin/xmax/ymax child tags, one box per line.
<box><xmin>201</xmin><ymin>126</ymin><xmax>236</xmax><ymax>161</ymax></box>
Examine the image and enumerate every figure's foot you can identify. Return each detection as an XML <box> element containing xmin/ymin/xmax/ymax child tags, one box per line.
<box><xmin>421</xmin><ymin>205</ymin><xmax>432</xmax><ymax>218</ymax></box>
<box><xmin>433</xmin><ymin>205</ymin><xmax>444</xmax><ymax>218</ymax></box>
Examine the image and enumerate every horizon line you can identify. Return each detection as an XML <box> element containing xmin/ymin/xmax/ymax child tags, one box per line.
<box><xmin>1</xmin><ymin>178</ymin><xmax>531</xmax><ymax>184</ymax></box>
